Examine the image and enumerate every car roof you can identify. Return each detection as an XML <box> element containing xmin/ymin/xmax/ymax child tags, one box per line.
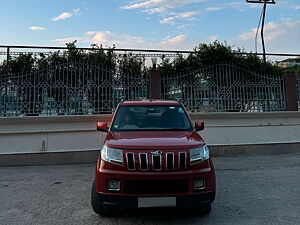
<box><xmin>120</xmin><ymin>99</ymin><xmax>181</xmax><ymax>106</ymax></box>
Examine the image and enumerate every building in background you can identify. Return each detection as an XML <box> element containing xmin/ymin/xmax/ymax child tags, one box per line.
<box><xmin>277</xmin><ymin>57</ymin><xmax>300</xmax><ymax>68</ymax></box>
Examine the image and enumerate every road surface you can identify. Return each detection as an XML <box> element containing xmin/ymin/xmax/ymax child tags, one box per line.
<box><xmin>0</xmin><ymin>153</ymin><xmax>299</xmax><ymax>225</ymax></box>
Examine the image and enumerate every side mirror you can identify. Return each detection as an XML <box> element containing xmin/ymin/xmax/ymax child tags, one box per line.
<box><xmin>97</xmin><ymin>122</ymin><xmax>108</xmax><ymax>132</ymax></box>
<box><xmin>195</xmin><ymin>121</ymin><xmax>205</xmax><ymax>131</ymax></box>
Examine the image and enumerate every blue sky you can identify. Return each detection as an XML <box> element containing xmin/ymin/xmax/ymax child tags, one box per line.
<box><xmin>0</xmin><ymin>0</ymin><xmax>300</xmax><ymax>53</ymax></box>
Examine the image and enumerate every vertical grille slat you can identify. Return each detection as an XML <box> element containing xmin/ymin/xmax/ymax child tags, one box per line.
<box><xmin>179</xmin><ymin>152</ymin><xmax>186</xmax><ymax>169</ymax></box>
<box><xmin>152</xmin><ymin>155</ymin><xmax>162</xmax><ymax>170</ymax></box>
<box><xmin>126</xmin><ymin>151</ymin><xmax>187</xmax><ymax>171</ymax></box>
<box><xmin>126</xmin><ymin>153</ymin><xmax>135</xmax><ymax>170</ymax></box>
<box><xmin>139</xmin><ymin>153</ymin><xmax>148</xmax><ymax>170</ymax></box>
<box><xmin>166</xmin><ymin>153</ymin><xmax>174</xmax><ymax>170</ymax></box>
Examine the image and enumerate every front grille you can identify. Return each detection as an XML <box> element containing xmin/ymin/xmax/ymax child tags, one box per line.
<box><xmin>179</xmin><ymin>152</ymin><xmax>187</xmax><ymax>170</ymax></box>
<box><xmin>139</xmin><ymin>153</ymin><xmax>148</xmax><ymax>170</ymax></box>
<box><xmin>152</xmin><ymin>155</ymin><xmax>161</xmax><ymax>170</ymax></box>
<box><xmin>166</xmin><ymin>153</ymin><xmax>174</xmax><ymax>171</ymax></box>
<box><xmin>125</xmin><ymin>151</ymin><xmax>187</xmax><ymax>171</ymax></box>
<box><xmin>126</xmin><ymin>153</ymin><xmax>135</xmax><ymax>170</ymax></box>
<box><xmin>124</xmin><ymin>180</ymin><xmax>189</xmax><ymax>194</ymax></box>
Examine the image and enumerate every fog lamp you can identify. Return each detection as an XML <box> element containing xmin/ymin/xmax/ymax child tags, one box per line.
<box><xmin>108</xmin><ymin>179</ymin><xmax>120</xmax><ymax>191</ymax></box>
<box><xmin>194</xmin><ymin>179</ymin><xmax>205</xmax><ymax>190</ymax></box>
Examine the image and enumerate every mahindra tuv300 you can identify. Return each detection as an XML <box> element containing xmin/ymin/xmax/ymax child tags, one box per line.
<box><xmin>91</xmin><ymin>100</ymin><xmax>216</xmax><ymax>216</ymax></box>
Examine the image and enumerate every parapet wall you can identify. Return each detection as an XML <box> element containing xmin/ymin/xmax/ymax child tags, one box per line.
<box><xmin>0</xmin><ymin>112</ymin><xmax>299</xmax><ymax>165</ymax></box>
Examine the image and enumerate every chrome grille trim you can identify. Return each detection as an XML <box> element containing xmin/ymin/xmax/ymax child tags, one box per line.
<box><xmin>126</xmin><ymin>152</ymin><xmax>135</xmax><ymax>171</ymax></box>
<box><xmin>139</xmin><ymin>153</ymin><xmax>148</xmax><ymax>171</ymax></box>
<box><xmin>152</xmin><ymin>154</ymin><xmax>162</xmax><ymax>171</ymax></box>
<box><xmin>166</xmin><ymin>152</ymin><xmax>174</xmax><ymax>171</ymax></box>
<box><xmin>126</xmin><ymin>151</ymin><xmax>188</xmax><ymax>171</ymax></box>
<box><xmin>178</xmin><ymin>152</ymin><xmax>187</xmax><ymax>169</ymax></box>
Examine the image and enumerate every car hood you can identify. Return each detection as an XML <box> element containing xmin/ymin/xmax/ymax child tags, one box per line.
<box><xmin>105</xmin><ymin>131</ymin><xmax>205</xmax><ymax>150</ymax></box>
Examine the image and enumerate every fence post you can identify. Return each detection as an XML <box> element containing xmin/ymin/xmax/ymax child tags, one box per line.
<box><xmin>6</xmin><ymin>47</ymin><xmax>10</xmax><ymax>63</ymax></box>
<box><xmin>283</xmin><ymin>71</ymin><xmax>298</xmax><ymax>111</ymax></box>
<box><xmin>148</xmin><ymin>69</ymin><xmax>161</xmax><ymax>99</ymax></box>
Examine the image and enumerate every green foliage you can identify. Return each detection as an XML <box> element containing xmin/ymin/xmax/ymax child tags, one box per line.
<box><xmin>0</xmin><ymin>40</ymin><xmax>282</xmax><ymax>77</ymax></box>
<box><xmin>159</xmin><ymin>41</ymin><xmax>282</xmax><ymax>75</ymax></box>
<box><xmin>5</xmin><ymin>53</ymin><xmax>36</xmax><ymax>74</ymax></box>
<box><xmin>118</xmin><ymin>53</ymin><xmax>144</xmax><ymax>75</ymax></box>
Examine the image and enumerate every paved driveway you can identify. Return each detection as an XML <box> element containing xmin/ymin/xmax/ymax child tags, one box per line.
<box><xmin>0</xmin><ymin>153</ymin><xmax>299</xmax><ymax>225</ymax></box>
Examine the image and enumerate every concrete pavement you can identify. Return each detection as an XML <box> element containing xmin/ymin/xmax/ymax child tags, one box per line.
<box><xmin>0</xmin><ymin>153</ymin><xmax>299</xmax><ymax>225</ymax></box>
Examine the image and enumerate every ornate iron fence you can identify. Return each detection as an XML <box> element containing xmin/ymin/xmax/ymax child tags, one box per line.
<box><xmin>161</xmin><ymin>62</ymin><xmax>286</xmax><ymax>112</ymax></box>
<box><xmin>1</xmin><ymin>45</ymin><xmax>299</xmax><ymax>116</ymax></box>
<box><xmin>0</xmin><ymin>60</ymin><xmax>147</xmax><ymax>116</ymax></box>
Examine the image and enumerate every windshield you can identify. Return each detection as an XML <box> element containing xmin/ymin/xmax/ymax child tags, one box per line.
<box><xmin>111</xmin><ymin>105</ymin><xmax>193</xmax><ymax>131</ymax></box>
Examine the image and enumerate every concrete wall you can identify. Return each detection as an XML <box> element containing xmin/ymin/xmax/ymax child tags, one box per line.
<box><xmin>0</xmin><ymin>115</ymin><xmax>110</xmax><ymax>154</ymax></box>
<box><xmin>0</xmin><ymin>112</ymin><xmax>299</xmax><ymax>165</ymax></box>
<box><xmin>190</xmin><ymin>112</ymin><xmax>300</xmax><ymax>146</ymax></box>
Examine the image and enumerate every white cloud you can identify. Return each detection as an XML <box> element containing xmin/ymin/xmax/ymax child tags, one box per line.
<box><xmin>160</xmin><ymin>17</ymin><xmax>176</xmax><ymax>24</ymax></box>
<box><xmin>160</xmin><ymin>34</ymin><xmax>187</xmax><ymax>45</ymax></box>
<box><xmin>206</xmin><ymin>7</ymin><xmax>223</xmax><ymax>11</ymax></box>
<box><xmin>51</xmin><ymin>19</ymin><xmax>300</xmax><ymax>54</ymax></box>
<box><xmin>160</xmin><ymin>11</ymin><xmax>198</xmax><ymax>24</ymax></box>
<box><xmin>52</xmin><ymin>9</ymin><xmax>81</xmax><ymax>22</ymax></box>
<box><xmin>178</xmin><ymin>11</ymin><xmax>197</xmax><ymax>18</ymax></box>
<box><xmin>52</xmin><ymin>12</ymin><xmax>72</xmax><ymax>21</ymax></box>
<box><xmin>234</xmin><ymin>20</ymin><xmax>300</xmax><ymax>53</ymax></box>
<box><xmin>144</xmin><ymin>7</ymin><xmax>166</xmax><ymax>14</ymax></box>
<box><xmin>73</xmin><ymin>8</ymin><xmax>81</xmax><ymax>14</ymax></box>
<box><xmin>122</xmin><ymin>0</ymin><xmax>203</xmax><ymax>26</ymax></box>
<box><xmin>237</xmin><ymin>20</ymin><xmax>299</xmax><ymax>42</ymax></box>
<box><xmin>29</xmin><ymin>26</ymin><xmax>46</xmax><ymax>31</ymax></box>
<box><xmin>122</xmin><ymin>0</ymin><xmax>206</xmax><ymax>10</ymax></box>
<box><xmin>52</xmin><ymin>31</ymin><xmax>197</xmax><ymax>50</ymax></box>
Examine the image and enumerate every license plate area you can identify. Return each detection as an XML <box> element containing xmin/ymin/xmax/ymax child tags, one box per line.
<box><xmin>138</xmin><ymin>197</ymin><xmax>176</xmax><ymax>208</ymax></box>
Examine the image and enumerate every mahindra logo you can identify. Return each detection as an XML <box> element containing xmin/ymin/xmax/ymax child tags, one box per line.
<box><xmin>151</xmin><ymin>150</ymin><xmax>162</xmax><ymax>156</ymax></box>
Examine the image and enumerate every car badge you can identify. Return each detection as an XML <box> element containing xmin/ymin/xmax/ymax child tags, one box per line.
<box><xmin>151</xmin><ymin>150</ymin><xmax>162</xmax><ymax>156</ymax></box>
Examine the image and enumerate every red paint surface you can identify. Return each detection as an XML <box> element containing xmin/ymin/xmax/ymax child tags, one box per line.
<box><xmin>94</xmin><ymin>100</ymin><xmax>216</xmax><ymax>197</ymax></box>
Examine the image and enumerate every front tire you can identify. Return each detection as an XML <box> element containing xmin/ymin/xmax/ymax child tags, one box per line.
<box><xmin>199</xmin><ymin>203</ymin><xmax>211</xmax><ymax>215</ymax></box>
<box><xmin>91</xmin><ymin>181</ymin><xmax>113</xmax><ymax>217</ymax></box>
<box><xmin>190</xmin><ymin>203</ymin><xmax>211</xmax><ymax>216</ymax></box>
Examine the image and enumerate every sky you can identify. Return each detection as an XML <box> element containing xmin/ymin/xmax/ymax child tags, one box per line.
<box><xmin>0</xmin><ymin>0</ymin><xmax>300</xmax><ymax>54</ymax></box>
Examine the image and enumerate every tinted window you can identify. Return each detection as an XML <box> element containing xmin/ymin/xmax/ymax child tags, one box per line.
<box><xmin>111</xmin><ymin>105</ymin><xmax>192</xmax><ymax>131</ymax></box>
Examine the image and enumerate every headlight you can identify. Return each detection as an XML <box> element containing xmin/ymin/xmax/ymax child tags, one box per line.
<box><xmin>190</xmin><ymin>145</ymin><xmax>209</xmax><ymax>164</ymax></box>
<box><xmin>101</xmin><ymin>145</ymin><xmax>123</xmax><ymax>166</ymax></box>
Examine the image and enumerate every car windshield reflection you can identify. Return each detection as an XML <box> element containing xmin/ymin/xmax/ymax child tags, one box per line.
<box><xmin>111</xmin><ymin>105</ymin><xmax>192</xmax><ymax>131</ymax></box>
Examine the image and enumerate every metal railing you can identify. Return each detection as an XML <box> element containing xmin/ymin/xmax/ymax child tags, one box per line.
<box><xmin>0</xmin><ymin>45</ymin><xmax>186</xmax><ymax>67</ymax></box>
<box><xmin>0</xmin><ymin>45</ymin><xmax>299</xmax><ymax>116</ymax></box>
<box><xmin>2</xmin><ymin>45</ymin><xmax>300</xmax><ymax>66</ymax></box>
<box><xmin>0</xmin><ymin>60</ymin><xmax>147</xmax><ymax>116</ymax></box>
<box><xmin>161</xmin><ymin>62</ymin><xmax>286</xmax><ymax>112</ymax></box>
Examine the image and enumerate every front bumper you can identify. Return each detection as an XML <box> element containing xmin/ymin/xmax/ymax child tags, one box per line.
<box><xmin>96</xmin><ymin>192</ymin><xmax>216</xmax><ymax>210</ymax></box>
<box><xmin>95</xmin><ymin>158</ymin><xmax>216</xmax><ymax>195</ymax></box>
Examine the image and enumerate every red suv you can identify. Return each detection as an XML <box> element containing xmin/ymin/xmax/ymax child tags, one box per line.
<box><xmin>91</xmin><ymin>100</ymin><xmax>216</xmax><ymax>216</ymax></box>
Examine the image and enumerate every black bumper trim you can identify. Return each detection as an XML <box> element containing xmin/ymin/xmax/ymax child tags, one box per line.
<box><xmin>96</xmin><ymin>192</ymin><xmax>215</xmax><ymax>209</ymax></box>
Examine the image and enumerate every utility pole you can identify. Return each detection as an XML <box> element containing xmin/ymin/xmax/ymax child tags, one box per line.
<box><xmin>246</xmin><ymin>0</ymin><xmax>276</xmax><ymax>63</ymax></box>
